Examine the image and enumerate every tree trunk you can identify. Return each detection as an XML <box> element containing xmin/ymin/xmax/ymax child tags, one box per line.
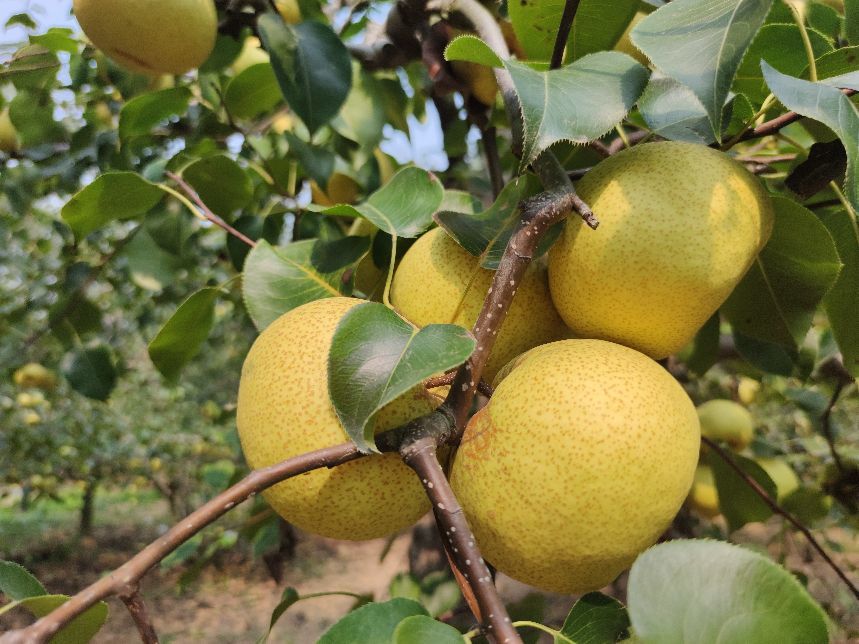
<box><xmin>79</xmin><ymin>479</ymin><xmax>97</xmax><ymax>536</ymax></box>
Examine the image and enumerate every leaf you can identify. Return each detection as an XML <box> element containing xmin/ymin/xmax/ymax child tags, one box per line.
<box><xmin>684</xmin><ymin>313</ymin><xmax>720</xmax><ymax>375</ymax></box>
<box><xmin>733</xmin><ymin>330</ymin><xmax>796</xmax><ymax>376</ymax></box>
<box><xmin>0</xmin><ymin>560</ymin><xmax>47</xmax><ymax>601</ymax></box>
<box><xmin>62</xmin><ymin>172</ymin><xmax>164</xmax><ymax>238</ymax></box>
<box><xmin>61</xmin><ymin>345</ymin><xmax>117</xmax><ymax>401</ymax></box>
<box><xmin>558</xmin><ymin>592</ymin><xmax>630</xmax><ymax>644</ymax></box>
<box><xmin>506</xmin><ymin>52</ymin><xmax>649</xmax><ymax>169</ymax></box>
<box><xmin>284</xmin><ymin>132</ymin><xmax>335</xmax><ymax>186</ymax></box>
<box><xmin>847</xmin><ymin>0</ymin><xmax>859</xmax><ymax>45</ymax></box>
<box><xmin>819</xmin><ymin>205</ymin><xmax>859</xmax><ymax>377</ymax></box>
<box><xmin>317</xmin><ymin>598</ymin><xmax>428</xmax><ymax>644</ymax></box>
<box><xmin>710</xmin><ymin>453</ymin><xmax>778</xmax><ymax>531</ymax></box>
<box><xmin>637</xmin><ymin>72</ymin><xmax>716</xmax><ymax>144</ymax></box>
<box><xmin>123</xmin><ymin>228</ymin><xmax>184</xmax><ymax>291</ymax></box>
<box><xmin>568</xmin><ymin>0</ymin><xmax>641</xmax><ymax>61</ymax></box>
<box><xmin>242</xmin><ymin>239</ymin><xmax>343</xmax><ymax>331</ymax></box>
<box><xmin>258</xmin><ymin>14</ymin><xmax>351</xmax><ymax>135</ymax></box>
<box><xmin>733</xmin><ymin>24</ymin><xmax>833</xmax><ymax>105</ymax></box>
<box><xmin>2</xmin><ymin>594</ymin><xmax>109</xmax><ymax>644</ymax></box>
<box><xmin>223</xmin><ymin>63</ymin><xmax>282</xmax><ymax>120</ymax></box>
<box><xmin>258</xmin><ymin>586</ymin><xmax>299</xmax><ymax>644</ymax></box>
<box><xmin>318</xmin><ymin>167</ymin><xmax>444</xmax><ymax>238</ymax></box>
<box><xmin>182</xmin><ymin>155</ymin><xmax>253</xmax><ymax>219</ymax></box>
<box><xmin>444</xmin><ymin>34</ymin><xmax>502</xmax><ymax>67</ymax></box>
<box><xmin>507</xmin><ymin>0</ymin><xmax>564</xmax><ymax>61</ymax></box>
<box><xmin>118</xmin><ymin>87</ymin><xmax>192</xmax><ymax>140</ymax></box>
<box><xmin>149</xmin><ymin>287</ymin><xmax>220</xmax><ymax>383</ymax></box>
<box><xmin>0</xmin><ymin>45</ymin><xmax>59</xmax><ymax>88</ymax></box>
<box><xmin>785</xmin><ymin>140</ymin><xmax>847</xmax><ymax>200</ymax></box>
<box><xmin>435</xmin><ymin>174</ymin><xmax>551</xmax><ymax>269</ymax></box>
<box><xmin>762</xmin><ymin>62</ymin><xmax>859</xmax><ymax>210</ymax></box>
<box><xmin>311</xmin><ymin>236</ymin><xmax>371</xmax><ymax>273</ymax></box>
<box><xmin>333</xmin><ymin>64</ymin><xmax>392</xmax><ymax>148</ymax></box>
<box><xmin>631</xmin><ymin>0</ymin><xmax>772</xmax><ymax>139</ymax></box>
<box><xmin>328</xmin><ymin>302</ymin><xmax>475</xmax><ymax>452</ymax></box>
<box><xmin>627</xmin><ymin>540</ymin><xmax>829</xmax><ymax>644</ymax></box>
<box><xmin>722</xmin><ymin>197</ymin><xmax>841</xmax><ymax>348</ymax></box>
<box><xmin>392</xmin><ymin>615</ymin><xmax>463</xmax><ymax>644</ymax></box>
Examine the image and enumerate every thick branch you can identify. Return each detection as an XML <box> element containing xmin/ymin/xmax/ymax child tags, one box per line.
<box><xmin>703</xmin><ymin>436</ymin><xmax>859</xmax><ymax>602</ymax></box>
<box><xmin>550</xmin><ymin>0</ymin><xmax>582</xmax><ymax>69</ymax></box>
<box><xmin>0</xmin><ymin>443</ymin><xmax>362</xmax><ymax>644</ymax></box>
<box><xmin>402</xmin><ymin>438</ymin><xmax>521</xmax><ymax>643</ymax></box>
<box><xmin>119</xmin><ymin>589</ymin><xmax>159</xmax><ymax>644</ymax></box>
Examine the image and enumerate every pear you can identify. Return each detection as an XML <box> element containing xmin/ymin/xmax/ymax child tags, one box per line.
<box><xmin>391</xmin><ymin>227</ymin><xmax>569</xmax><ymax>381</ymax></box>
<box><xmin>697</xmin><ymin>399</ymin><xmax>754</xmax><ymax>451</ymax></box>
<box><xmin>449</xmin><ymin>339</ymin><xmax>700</xmax><ymax>594</ymax></box>
<box><xmin>0</xmin><ymin>108</ymin><xmax>19</xmax><ymax>153</ymax></box>
<box><xmin>13</xmin><ymin>363</ymin><xmax>57</xmax><ymax>391</ymax></box>
<box><xmin>549</xmin><ymin>142</ymin><xmax>774</xmax><ymax>359</ymax></box>
<box><xmin>236</xmin><ymin>297</ymin><xmax>435</xmax><ymax>540</ymax></box>
<box><xmin>756</xmin><ymin>457</ymin><xmax>800</xmax><ymax>501</ymax></box>
<box><xmin>275</xmin><ymin>0</ymin><xmax>301</xmax><ymax>24</ymax></box>
<box><xmin>73</xmin><ymin>0</ymin><xmax>217</xmax><ymax>76</ymax></box>
<box><xmin>688</xmin><ymin>463</ymin><xmax>720</xmax><ymax>518</ymax></box>
<box><xmin>231</xmin><ymin>37</ymin><xmax>269</xmax><ymax>75</ymax></box>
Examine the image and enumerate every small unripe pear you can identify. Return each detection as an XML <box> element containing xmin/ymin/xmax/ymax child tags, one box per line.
<box><xmin>450</xmin><ymin>339</ymin><xmax>700</xmax><ymax>594</ymax></box>
<box><xmin>391</xmin><ymin>227</ymin><xmax>569</xmax><ymax>381</ymax></box>
<box><xmin>549</xmin><ymin>142</ymin><xmax>774</xmax><ymax>359</ymax></box>
<box><xmin>697</xmin><ymin>399</ymin><xmax>754</xmax><ymax>451</ymax></box>
<box><xmin>73</xmin><ymin>0</ymin><xmax>217</xmax><ymax>75</ymax></box>
<box><xmin>688</xmin><ymin>463</ymin><xmax>720</xmax><ymax>518</ymax></box>
<box><xmin>237</xmin><ymin>297</ymin><xmax>435</xmax><ymax>540</ymax></box>
<box><xmin>13</xmin><ymin>363</ymin><xmax>57</xmax><ymax>390</ymax></box>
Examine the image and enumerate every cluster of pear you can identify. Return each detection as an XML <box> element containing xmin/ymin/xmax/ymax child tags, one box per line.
<box><xmin>237</xmin><ymin>142</ymin><xmax>775</xmax><ymax>594</ymax></box>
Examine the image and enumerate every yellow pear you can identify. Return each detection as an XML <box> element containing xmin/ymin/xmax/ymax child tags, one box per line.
<box><xmin>275</xmin><ymin>0</ymin><xmax>302</xmax><ymax>24</ymax></box>
<box><xmin>615</xmin><ymin>12</ymin><xmax>649</xmax><ymax>65</ymax></box>
<box><xmin>391</xmin><ymin>227</ymin><xmax>569</xmax><ymax>381</ymax></box>
<box><xmin>13</xmin><ymin>363</ymin><xmax>57</xmax><ymax>390</ymax></box>
<box><xmin>449</xmin><ymin>339</ymin><xmax>700</xmax><ymax>594</ymax></box>
<box><xmin>73</xmin><ymin>0</ymin><xmax>217</xmax><ymax>75</ymax></box>
<box><xmin>236</xmin><ymin>297</ymin><xmax>436</xmax><ymax>540</ymax></box>
<box><xmin>310</xmin><ymin>173</ymin><xmax>361</xmax><ymax>206</ymax></box>
<box><xmin>688</xmin><ymin>463</ymin><xmax>720</xmax><ymax>518</ymax></box>
<box><xmin>756</xmin><ymin>457</ymin><xmax>800</xmax><ymax>501</ymax></box>
<box><xmin>231</xmin><ymin>36</ymin><xmax>269</xmax><ymax>75</ymax></box>
<box><xmin>737</xmin><ymin>376</ymin><xmax>761</xmax><ymax>404</ymax></box>
<box><xmin>0</xmin><ymin>108</ymin><xmax>19</xmax><ymax>153</ymax></box>
<box><xmin>548</xmin><ymin>142</ymin><xmax>774</xmax><ymax>359</ymax></box>
<box><xmin>697</xmin><ymin>399</ymin><xmax>754</xmax><ymax>451</ymax></box>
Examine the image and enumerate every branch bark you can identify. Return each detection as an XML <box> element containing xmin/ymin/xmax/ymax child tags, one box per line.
<box><xmin>119</xmin><ymin>588</ymin><xmax>159</xmax><ymax>644</ymax></box>
<box><xmin>550</xmin><ymin>0</ymin><xmax>582</xmax><ymax>69</ymax></box>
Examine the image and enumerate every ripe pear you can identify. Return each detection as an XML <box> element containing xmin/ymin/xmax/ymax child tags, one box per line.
<box><xmin>275</xmin><ymin>0</ymin><xmax>302</xmax><ymax>24</ymax></box>
<box><xmin>688</xmin><ymin>463</ymin><xmax>720</xmax><ymax>518</ymax></box>
<box><xmin>73</xmin><ymin>0</ymin><xmax>217</xmax><ymax>75</ymax></box>
<box><xmin>737</xmin><ymin>376</ymin><xmax>761</xmax><ymax>405</ymax></box>
<box><xmin>236</xmin><ymin>297</ymin><xmax>436</xmax><ymax>540</ymax></box>
<box><xmin>449</xmin><ymin>339</ymin><xmax>700</xmax><ymax>594</ymax></box>
<box><xmin>231</xmin><ymin>37</ymin><xmax>269</xmax><ymax>75</ymax></box>
<box><xmin>13</xmin><ymin>363</ymin><xmax>57</xmax><ymax>390</ymax></box>
<box><xmin>310</xmin><ymin>173</ymin><xmax>361</xmax><ymax>206</ymax></box>
<box><xmin>548</xmin><ymin>142</ymin><xmax>774</xmax><ymax>359</ymax></box>
<box><xmin>391</xmin><ymin>227</ymin><xmax>569</xmax><ymax>381</ymax></box>
<box><xmin>0</xmin><ymin>108</ymin><xmax>19</xmax><ymax>153</ymax></box>
<box><xmin>697</xmin><ymin>399</ymin><xmax>754</xmax><ymax>451</ymax></box>
<box><xmin>756</xmin><ymin>457</ymin><xmax>800</xmax><ymax>501</ymax></box>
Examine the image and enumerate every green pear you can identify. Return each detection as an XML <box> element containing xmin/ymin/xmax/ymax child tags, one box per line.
<box><xmin>549</xmin><ymin>142</ymin><xmax>774</xmax><ymax>359</ymax></box>
<box><xmin>449</xmin><ymin>339</ymin><xmax>700</xmax><ymax>594</ymax></box>
<box><xmin>73</xmin><ymin>0</ymin><xmax>217</xmax><ymax>75</ymax></box>
<box><xmin>697</xmin><ymin>399</ymin><xmax>754</xmax><ymax>451</ymax></box>
<box><xmin>391</xmin><ymin>227</ymin><xmax>569</xmax><ymax>381</ymax></box>
<box><xmin>236</xmin><ymin>297</ymin><xmax>437</xmax><ymax>540</ymax></box>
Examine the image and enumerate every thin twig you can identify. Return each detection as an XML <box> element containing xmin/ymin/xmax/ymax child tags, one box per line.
<box><xmin>550</xmin><ymin>0</ymin><xmax>582</xmax><ymax>70</ymax></box>
<box><xmin>0</xmin><ymin>443</ymin><xmax>362</xmax><ymax>644</ymax></box>
<box><xmin>119</xmin><ymin>588</ymin><xmax>159</xmax><ymax>644</ymax></box>
<box><xmin>482</xmin><ymin>125</ymin><xmax>505</xmax><ymax>199</ymax></box>
<box><xmin>607</xmin><ymin>129</ymin><xmax>651</xmax><ymax>154</ymax></box>
<box><xmin>702</xmin><ymin>436</ymin><xmax>859</xmax><ymax>602</ymax></box>
<box><xmin>425</xmin><ymin>372</ymin><xmax>493</xmax><ymax>398</ymax></box>
<box><xmin>820</xmin><ymin>382</ymin><xmax>846</xmax><ymax>474</ymax></box>
<box><xmin>165</xmin><ymin>172</ymin><xmax>258</xmax><ymax>248</ymax></box>
<box><xmin>402</xmin><ymin>438</ymin><xmax>521</xmax><ymax>644</ymax></box>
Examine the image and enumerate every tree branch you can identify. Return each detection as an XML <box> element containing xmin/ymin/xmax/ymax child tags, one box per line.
<box><xmin>550</xmin><ymin>0</ymin><xmax>582</xmax><ymax>70</ymax></box>
<box><xmin>0</xmin><ymin>443</ymin><xmax>362</xmax><ymax>644</ymax></box>
<box><xmin>119</xmin><ymin>588</ymin><xmax>159</xmax><ymax>644</ymax></box>
<box><xmin>819</xmin><ymin>382</ymin><xmax>846</xmax><ymax>475</ymax></box>
<box><xmin>702</xmin><ymin>436</ymin><xmax>859</xmax><ymax>602</ymax></box>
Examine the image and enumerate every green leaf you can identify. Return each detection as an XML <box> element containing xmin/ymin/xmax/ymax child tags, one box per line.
<box><xmin>9</xmin><ymin>89</ymin><xmax>65</xmax><ymax>146</ymax></box>
<box><xmin>223</xmin><ymin>63</ymin><xmax>282</xmax><ymax>120</ymax></box>
<box><xmin>242</xmin><ymin>239</ymin><xmax>343</xmax><ymax>331</ymax></box>
<box><xmin>6</xmin><ymin>13</ymin><xmax>36</xmax><ymax>29</ymax></box>
<box><xmin>506</xmin><ymin>52</ymin><xmax>649</xmax><ymax>170</ymax></box>
<box><xmin>118</xmin><ymin>87</ymin><xmax>191</xmax><ymax>140</ymax></box>
<box><xmin>734</xmin><ymin>24</ymin><xmax>833</xmax><ymax>105</ymax></box>
<box><xmin>318</xmin><ymin>167</ymin><xmax>444</xmax><ymax>238</ymax></box>
<box><xmin>637</xmin><ymin>72</ymin><xmax>716</xmax><ymax>143</ymax></box>
<box><xmin>733</xmin><ymin>330</ymin><xmax>796</xmax><ymax>376</ymax></box>
<box><xmin>258</xmin><ymin>14</ymin><xmax>351</xmax><ymax>135</ymax></box>
<box><xmin>2</xmin><ymin>594</ymin><xmax>109</xmax><ymax>644</ymax></box>
<box><xmin>631</xmin><ymin>0</ymin><xmax>772</xmax><ymax>140</ymax></box>
<box><xmin>182</xmin><ymin>155</ymin><xmax>253</xmax><ymax>219</ymax></box>
<box><xmin>444</xmin><ymin>34</ymin><xmax>502</xmax><ymax>67</ymax></box>
<box><xmin>722</xmin><ymin>197</ymin><xmax>841</xmax><ymax>348</ymax></box>
<box><xmin>62</xmin><ymin>345</ymin><xmax>117</xmax><ymax>401</ymax></box>
<box><xmin>311</xmin><ymin>236</ymin><xmax>371</xmax><ymax>273</ymax></box>
<box><xmin>123</xmin><ymin>228</ymin><xmax>184</xmax><ymax>291</ymax></box>
<box><xmin>684</xmin><ymin>313</ymin><xmax>720</xmax><ymax>375</ymax></box>
<box><xmin>558</xmin><ymin>592</ymin><xmax>630</xmax><ymax>644</ymax></box>
<box><xmin>333</xmin><ymin>64</ymin><xmax>390</xmax><ymax>148</ymax></box>
<box><xmin>627</xmin><ymin>540</ymin><xmax>829</xmax><ymax>643</ymax></box>
<box><xmin>436</xmin><ymin>174</ymin><xmax>552</xmax><ymax>269</ymax></box>
<box><xmin>507</xmin><ymin>0</ymin><xmax>563</xmax><ymax>61</ymax></box>
<box><xmin>710</xmin><ymin>452</ymin><xmax>777</xmax><ymax>531</ymax></box>
<box><xmin>0</xmin><ymin>44</ymin><xmax>59</xmax><ymax>88</ymax></box>
<box><xmin>818</xmin><ymin>204</ymin><xmax>859</xmax><ymax>377</ymax></box>
<box><xmin>148</xmin><ymin>287</ymin><xmax>220</xmax><ymax>383</ymax></box>
<box><xmin>392</xmin><ymin>615</ymin><xmax>463</xmax><ymax>644</ymax></box>
<box><xmin>284</xmin><ymin>132</ymin><xmax>335</xmax><ymax>186</ymax></box>
<box><xmin>62</xmin><ymin>172</ymin><xmax>164</xmax><ymax>238</ymax></box>
<box><xmin>762</xmin><ymin>62</ymin><xmax>859</xmax><ymax>210</ymax></box>
<box><xmin>317</xmin><ymin>598</ymin><xmax>428</xmax><ymax>644</ymax></box>
<box><xmin>847</xmin><ymin>0</ymin><xmax>859</xmax><ymax>45</ymax></box>
<box><xmin>328</xmin><ymin>302</ymin><xmax>475</xmax><ymax>452</ymax></box>
<box><xmin>258</xmin><ymin>586</ymin><xmax>300</xmax><ymax>644</ymax></box>
<box><xmin>568</xmin><ymin>0</ymin><xmax>640</xmax><ymax>61</ymax></box>
<box><xmin>0</xmin><ymin>560</ymin><xmax>47</xmax><ymax>600</ymax></box>
<box><xmin>29</xmin><ymin>28</ymin><xmax>79</xmax><ymax>55</ymax></box>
